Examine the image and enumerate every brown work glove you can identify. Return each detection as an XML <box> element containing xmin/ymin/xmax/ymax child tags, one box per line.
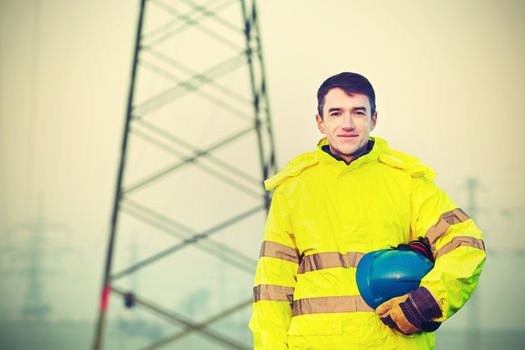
<box><xmin>375</xmin><ymin>287</ymin><xmax>442</xmax><ymax>335</ymax></box>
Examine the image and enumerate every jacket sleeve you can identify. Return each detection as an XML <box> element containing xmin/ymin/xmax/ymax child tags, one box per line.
<box><xmin>249</xmin><ymin>186</ymin><xmax>298</xmax><ymax>349</ymax></box>
<box><xmin>410</xmin><ymin>176</ymin><xmax>486</xmax><ymax>322</ymax></box>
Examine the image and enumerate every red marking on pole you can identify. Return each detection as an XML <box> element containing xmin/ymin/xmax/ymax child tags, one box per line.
<box><xmin>100</xmin><ymin>285</ymin><xmax>111</xmax><ymax>311</ymax></box>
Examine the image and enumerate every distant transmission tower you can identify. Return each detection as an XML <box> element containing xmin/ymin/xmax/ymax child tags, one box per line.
<box><xmin>22</xmin><ymin>217</ymin><xmax>51</xmax><ymax>320</ymax></box>
<box><xmin>1</xmin><ymin>196</ymin><xmax>71</xmax><ymax>321</ymax></box>
<box><xmin>92</xmin><ymin>0</ymin><xmax>276</xmax><ymax>349</ymax></box>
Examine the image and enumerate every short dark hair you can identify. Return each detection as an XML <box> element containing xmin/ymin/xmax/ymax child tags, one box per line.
<box><xmin>317</xmin><ymin>72</ymin><xmax>376</xmax><ymax>118</ymax></box>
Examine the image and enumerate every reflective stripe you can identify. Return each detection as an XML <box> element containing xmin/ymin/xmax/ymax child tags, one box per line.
<box><xmin>292</xmin><ymin>295</ymin><xmax>373</xmax><ymax>316</ymax></box>
<box><xmin>298</xmin><ymin>252</ymin><xmax>364</xmax><ymax>274</ymax></box>
<box><xmin>253</xmin><ymin>284</ymin><xmax>294</xmax><ymax>302</ymax></box>
<box><xmin>435</xmin><ymin>236</ymin><xmax>485</xmax><ymax>259</ymax></box>
<box><xmin>260</xmin><ymin>240</ymin><xmax>299</xmax><ymax>264</ymax></box>
<box><xmin>425</xmin><ymin>208</ymin><xmax>470</xmax><ymax>250</ymax></box>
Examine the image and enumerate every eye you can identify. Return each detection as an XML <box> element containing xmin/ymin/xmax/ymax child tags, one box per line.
<box><xmin>354</xmin><ymin>111</ymin><xmax>366</xmax><ymax>116</ymax></box>
<box><xmin>330</xmin><ymin>111</ymin><xmax>342</xmax><ymax>117</ymax></box>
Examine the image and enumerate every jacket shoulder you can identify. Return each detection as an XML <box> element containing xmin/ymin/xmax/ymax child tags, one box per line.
<box><xmin>375</xmin><ymin>138</ymin><xmax>436</xmax><ymax>180</ymax></box>
<box><xmin>264</xmin><ymin>151</ymin><xmax>319</xmax><ymax>191</ymax></box>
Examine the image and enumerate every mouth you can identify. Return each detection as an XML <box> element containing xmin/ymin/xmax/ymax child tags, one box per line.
<box><xmin>337</xmin><ymin>134</ymin><xmax>359</xmax><ymax>138</ymax></box>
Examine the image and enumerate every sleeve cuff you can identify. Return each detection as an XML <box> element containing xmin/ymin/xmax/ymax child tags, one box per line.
<box><xmin>408</xmin><ymin>287</ymin><xmax>442</xmax><ymax>321</ymax></box>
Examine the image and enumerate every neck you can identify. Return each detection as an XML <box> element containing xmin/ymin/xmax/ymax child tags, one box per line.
<box><xmin>323</xmin><ymin>141</ymin><xmax>373</xmax><ymax>165</ymax></box>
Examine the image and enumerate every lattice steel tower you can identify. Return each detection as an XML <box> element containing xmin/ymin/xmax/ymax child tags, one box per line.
<box><xmin>92</xmin><ymin>0</ymin><xmax>276</xmax><ymax>348</ymax></box>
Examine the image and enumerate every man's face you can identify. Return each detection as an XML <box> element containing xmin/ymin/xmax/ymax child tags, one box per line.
<box><xmin>316</xmin><ymin>88</ymin><xmax>377</xmax><ymax>163</ymax></box>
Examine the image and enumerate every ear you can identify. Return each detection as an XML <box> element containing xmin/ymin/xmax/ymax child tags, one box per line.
<box><xmin>316</xmin><ymin>114</ymin><xmax>326</xmax><ymax>134</ymax></box>
<box><xmin>370</xmin><ymin>112</ymin><xmax>378</xmax><ymax>131</ymax></box>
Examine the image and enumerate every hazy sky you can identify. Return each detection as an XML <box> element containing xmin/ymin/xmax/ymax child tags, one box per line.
<box><xmin>1</xmin><ymin>0</ymin><xmax>524</xmax><ymax>335</ymax></box>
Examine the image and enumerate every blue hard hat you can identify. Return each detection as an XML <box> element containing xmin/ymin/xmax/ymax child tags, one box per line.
<box><xmin>356</xmin><ymin>248</ymin><xmax>434</xmax><ymax>309</ymax></box>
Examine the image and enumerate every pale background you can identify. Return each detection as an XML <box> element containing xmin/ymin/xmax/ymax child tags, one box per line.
<box><xmin>1</xmin><ymin>0</ymin><xmax>524</xmax><ymax>349</ymax></box>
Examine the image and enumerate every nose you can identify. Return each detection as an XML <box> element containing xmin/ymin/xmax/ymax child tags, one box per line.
<box><xmin>342</xmin><ymin>114</ymin><xmax>356</xmax><ymax>130</ymax></box>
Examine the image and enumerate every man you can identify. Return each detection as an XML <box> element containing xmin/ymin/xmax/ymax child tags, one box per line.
<box><xmin>249</xmin><ymin>72</ymin><xmax>486</xmax><ymax>349</ymax></box>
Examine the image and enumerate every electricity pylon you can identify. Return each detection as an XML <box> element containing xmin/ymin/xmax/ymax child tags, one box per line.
<box><xmin>1</xmin><ymin>195</ymin><xmax>71</xmax><ymax>321</ymax></box>
<box><xmin>92</xmin><ymin>0</ymin><xmax>276</xmax><ymax>349</ymax></box>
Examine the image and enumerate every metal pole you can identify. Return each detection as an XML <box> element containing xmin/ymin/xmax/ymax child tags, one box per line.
<box><xmin>251</xmin><ymin>1</ymin><xmax>278</xmax><ymax>178</ymax></box>
<box><xmin>92</xmin><ymin>0</ymin><xmax>147</xmax><ymax>348</ymax></box>
<box><xmin>240</xmin><ymin>0</ymin><xmax>271</xmax><ymax>210</ymax></box>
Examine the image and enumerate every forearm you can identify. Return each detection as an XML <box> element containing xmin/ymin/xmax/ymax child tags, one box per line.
<box><xmin>411</xmin><ymin>178</ymin><xmax>486</xmax><ymax>321</ymax></box>
<box><xmin>420</xmin><ymin>243</ymin><xmax>486</xmax><ymax>320</ymax></box>
<box><xmin>250</xmin><ymin>186</ymin><xmax>297</xmax><ymax>348</ymax></box>
<box><xmin>250</xmin><ymin>300</ymin><xmax>292</xmax><ymax>350</ymax></box>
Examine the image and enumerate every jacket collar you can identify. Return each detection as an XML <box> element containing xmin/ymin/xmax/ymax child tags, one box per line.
<box><xmin>315</xmin><ymin>136</ymin><xmax>381</xmax><ymax>170</ymax></box>
<box><xmin>264</xmin><ymin>136</ymin><xmax>435</xmax><ymax>190</ymax></box>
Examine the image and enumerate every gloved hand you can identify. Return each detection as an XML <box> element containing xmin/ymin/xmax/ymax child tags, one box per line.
<box><xmin>396</xmin><ymin>237</ymin><xmax>434</xmax><ymax>262</ymax></box>
<box><xmin>375</xmin><ymin>287</ymin><xmax>442</xmax><ymax>335</ymax></box>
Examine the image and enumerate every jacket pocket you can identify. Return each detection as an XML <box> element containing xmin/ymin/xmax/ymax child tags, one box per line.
<box><xmin>288</xmin><ymin>314</ymin><xmax>342</xmax><ymax>336</ymax></box>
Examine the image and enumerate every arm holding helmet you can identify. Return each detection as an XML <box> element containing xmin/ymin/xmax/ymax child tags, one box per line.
<box><xmin>249</xmin><ymin>186</ymin><xmax>298</xmax><ymax>349</ymax></box>
<box><xmin>377</xmin><ymin>175</ymin><xmax>486</xmax><ymax>334</ymax></box>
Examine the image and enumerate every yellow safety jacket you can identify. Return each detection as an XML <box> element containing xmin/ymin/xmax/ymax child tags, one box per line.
<box><xmin>249</xmin><ymin>137</ymin><xmax>485</xmax><ymax>350</ymax></box>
